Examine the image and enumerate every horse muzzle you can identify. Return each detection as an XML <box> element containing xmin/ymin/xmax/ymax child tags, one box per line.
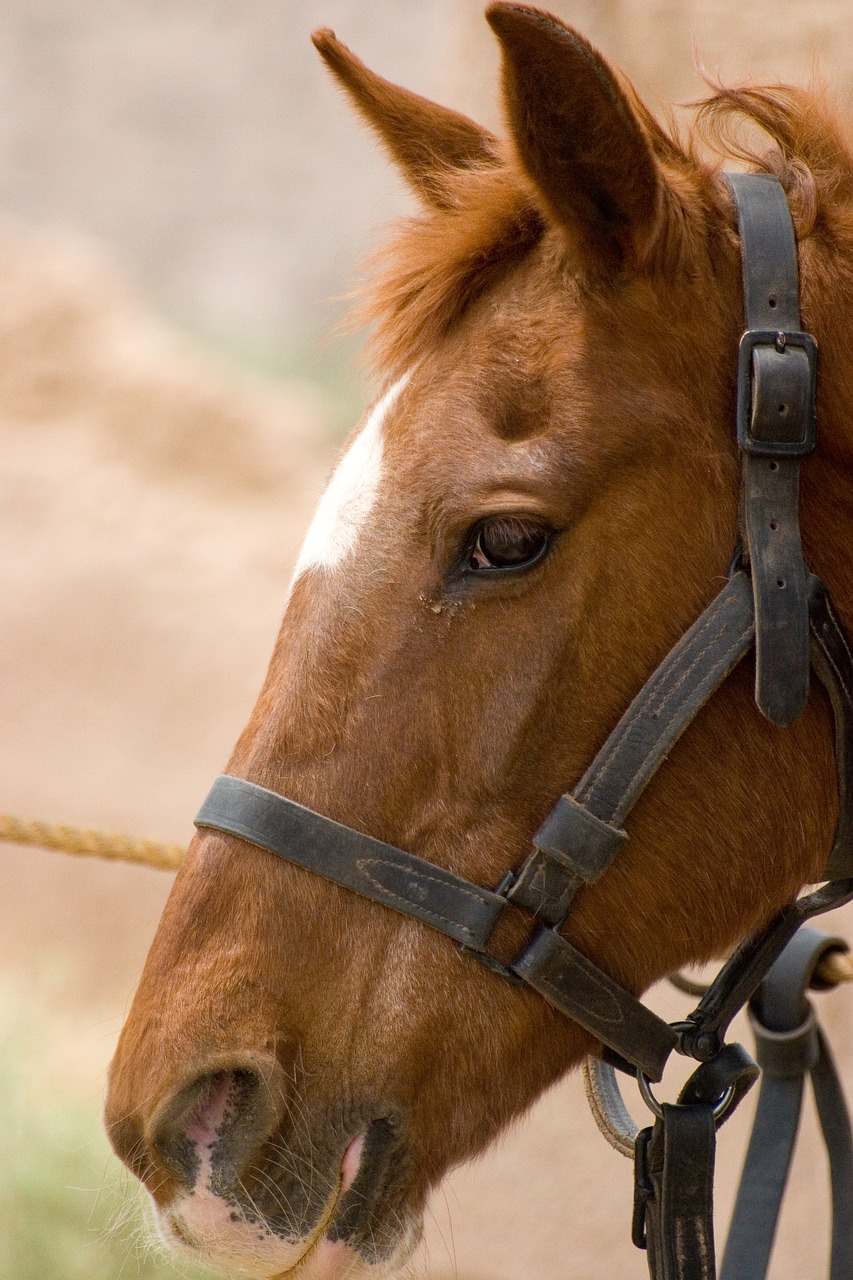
<box><xmin>106</xmin><ymin>1056</ymin><xmax>418</xmax><ymax>1280</ymax></box>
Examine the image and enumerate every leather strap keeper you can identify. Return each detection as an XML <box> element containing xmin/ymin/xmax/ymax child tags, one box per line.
<box><xmin>535</xmin><ymin>794</ymin><xmax>627</xmax><ymax>880</ymax></box>
<box><xmin>507</xmin><ymin>796</ymin><xmax>627</xmax><ymax>923</ymax></box>
<box><xmin>506</xmin><ymin>848</ymin><xmax>583</xmax><ymax>922</ymax></box>
<box><xmin>749</xmin><ymin>1007</ymin><xmax>820</xmax><ymax>1078</ymax></box>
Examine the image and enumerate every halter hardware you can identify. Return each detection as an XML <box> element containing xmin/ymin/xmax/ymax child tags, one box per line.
<box><xmin>194</xmin><ymin>173</ymin><xmax>853</xmax><ymax>1280</ymax></box>
<box><xmin>736</xmin><ymin>328</ymin><xmax>817</xmax><ymax>456</ymax></box>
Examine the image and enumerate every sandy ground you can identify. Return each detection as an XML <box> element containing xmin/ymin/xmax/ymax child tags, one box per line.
<box><xmin>2</xmin><ymin>225</ymin><xmax>853</xmax><ymax>1280</ymax></box>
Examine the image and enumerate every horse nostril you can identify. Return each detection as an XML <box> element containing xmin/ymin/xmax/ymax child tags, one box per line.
<box><xmin>150</xmin><ymin>1059</ymin><xmax>286</xmax><ymax>1189</ymax></box>
<box><xmin>184</xmin><ymin>1070</ymin><xmax>236</xmax><ymax>1145</ymax></box>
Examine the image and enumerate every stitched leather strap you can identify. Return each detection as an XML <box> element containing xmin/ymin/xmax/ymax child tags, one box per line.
<box><xmin>508</xmin><ymin>571</ymin><xmax>755</xmax><ymax>925</ymax></box>
<box><xmin>637</xmin><ymin>1104</ymin><xmax>718</xmax><ymax>1280</ymax></box>
<box><xmin>194</xmin><ymin>566</ymin><xmax>853</xmax><ymax>1083</ymax></box>
<box><xmin>725</xmin><ymin>173</ymin><xmax>816</xmax><ymax>727</ymax></box>
<box><xmin>195</xmin><ymin>775</ymin><xmax>510</xmax><ymax>951</ymax></box>
<box><xmin>195</xmin><ymin>774</ymin><xmax>680</xmax><ymax>1079</ymax></box>
<box><xmin>510</xmin><ymin>926</ymin><xmax>678</xmax><ymax>1081</ymax></box>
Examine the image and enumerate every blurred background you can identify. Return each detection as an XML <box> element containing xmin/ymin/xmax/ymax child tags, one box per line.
<box><xmin>2</xmin><ymin>2</ymin><xmax>853</xmax><ymax>1277</ymax></box>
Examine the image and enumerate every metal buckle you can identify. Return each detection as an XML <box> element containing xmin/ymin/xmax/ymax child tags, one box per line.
<box><xmin>637</xmin><ymin>1070</ymin><xmax>737</xmax><ymax>1123</ymax></box>
<box><xmin>736</xmin><ymin>328</ymin><xmax>817</xmax><ymax>457</ymax></box>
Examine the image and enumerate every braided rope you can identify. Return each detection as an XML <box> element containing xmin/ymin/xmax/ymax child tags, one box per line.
<box><xmin>0</xmin><ymin>812</ymin><xmax>185</xmax><ymax>871</ymax></box>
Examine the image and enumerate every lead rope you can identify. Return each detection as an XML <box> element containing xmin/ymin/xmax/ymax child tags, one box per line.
<box><xmin>0</xmin><ymin>812</ymin><xmax>185</xmax><ymax>870</ymax></box>
<box><xmin>584</xmin><ymin>929</ymin><xmax>853</xmax><ymax>1280</ymax></box>
<box><xmin>720</xmin><ymin>928</ymin><xmax>853</xmax><ymax>1280</ymax></box>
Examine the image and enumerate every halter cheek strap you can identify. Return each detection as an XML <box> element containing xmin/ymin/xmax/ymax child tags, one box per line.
<box><xmin>727</xmin><ymin>173</ymin><xmax>817</xmax><ymax>727</ymax></box>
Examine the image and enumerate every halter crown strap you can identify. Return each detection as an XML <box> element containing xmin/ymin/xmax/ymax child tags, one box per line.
<box><xmin>724</xmin><ymin>173</ymin><xmax>817</xmax><ymax>727</ymax></box>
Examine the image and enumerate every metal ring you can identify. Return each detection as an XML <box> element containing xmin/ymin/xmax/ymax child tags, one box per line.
<box><xmin>637</xmin><ymin>1070</ymin><xmax>665</xmax><ymax>1119</ymax></box>
<box><xmin>637</xmin><ymin>1072</ymin><xmax>737</xmax><ymax>1123</ymax></box>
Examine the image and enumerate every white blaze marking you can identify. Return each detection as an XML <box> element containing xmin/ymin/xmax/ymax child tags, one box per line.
<box><xmin>292</xmin><ymin>374</ymin><xmax>409</xmax><ymax>584</ymax></box>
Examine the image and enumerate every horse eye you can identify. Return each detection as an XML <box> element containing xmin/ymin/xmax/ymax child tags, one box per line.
<box><xmin>468</xmin><ymin>516</ymin><xmax>552</xmax><ymax>572</ymax></box>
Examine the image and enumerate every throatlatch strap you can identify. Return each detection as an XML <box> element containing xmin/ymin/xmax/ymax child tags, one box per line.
<box><xmin>725</xmin><ymin>173</ymin><xmax>816</xmax><ymax>727</ymax></box>
<box><xmin>809</xmin><ymin>578</ymin><xmax>853</xmax><ymax>881</ymax></box>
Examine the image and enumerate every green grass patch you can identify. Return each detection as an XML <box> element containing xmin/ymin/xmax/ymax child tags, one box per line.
<box><xmin>0</xmin><ymin>980</ymin><xmax>222</xmax><ymax>1280</ymax></box>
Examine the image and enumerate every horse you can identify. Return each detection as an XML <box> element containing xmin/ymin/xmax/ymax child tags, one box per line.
<box><xmin>105</xmin><ymin>5</ymin><xmax>853</xmax><ymax>1278</ymax></box>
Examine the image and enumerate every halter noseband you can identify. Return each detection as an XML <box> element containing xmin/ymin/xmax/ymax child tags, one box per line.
<box><xmin>194</xmin><ymin>174</ymin><xmax>853</xmax><ymax>1279</ymax></box>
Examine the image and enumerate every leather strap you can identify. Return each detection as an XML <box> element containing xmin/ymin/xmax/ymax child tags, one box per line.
<box><xmin>195</xmin><ymin>774</ymin><xmax>510</xmax><ymax>952</ymax></box>
<box><xmin>194</xmin><ymin>565</ymin><xmax>853</xmax><ymax>1083</ymax></box>
<box><xmin>720</xmin><ymin>928</ymin><xmax>853</xmax><ymax>1280</ymax></box>
<box><xmin>510</xmin><ymin>926</ymin><xmax>678</xmax><ymax>1081</ymax></box>
<box><xmin>676</xmin><ymin>880</ymin><xmax>853</xmax><ymax>1062</ymax></box>
<box><xmin>724</xmin><ymin>173</ymin><xmax>816</xmax><ymax>727</ymax></box>
<box><xmin>508</xmin><ymin>571</ymin><xmax>754</xmax><ymax>926</ymax></box>
<box><xmin>196</xmin><ymin>773</ymin><xmax>680</xmax><ymax>1079</ymax></box>
<box><xmin>813</xmin><ymin>1028</ymin><xmax>853</xmax><ymax>1278</ymax></box>
<box><xmin>809</xmin><ymin>577</ymin><xmax>853</xmax><ymax>880</ymax></box>
<box><xmin>636</xmin><ymin>1104</ymin><xmax>718</xmax><ymax>1280</ymax></box>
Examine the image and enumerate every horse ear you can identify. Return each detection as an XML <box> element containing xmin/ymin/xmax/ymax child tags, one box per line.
<box><xmin>486</xmin><ymin>4</ymin><xmax>664</xmax><ymax>269</ymax></box>
<box><xmin>312</xmin><ymin>29</ymin><xmax>500</xmax><ymax>209</ymax></box>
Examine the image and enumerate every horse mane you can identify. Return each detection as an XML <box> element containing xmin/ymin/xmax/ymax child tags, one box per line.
<box><xmin>358</xmin><ymin>82</ymin><xmax>853</xmax><ymax>380</ymax></box>
<box><xmin>694</xmin><ymin>81</ymin><xmax>853</xmax><ymax>235</ymax></box>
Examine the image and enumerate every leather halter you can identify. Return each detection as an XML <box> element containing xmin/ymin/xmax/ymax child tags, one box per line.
<box><xmin>194</xmin><ymin>173</ymin><xmax>853</xmax><ymax>1280</ymax></box>
<box><xmin>196</xmin><ymin>172</ymin><xmax>853</xmax><ymax>1083</ymax></box>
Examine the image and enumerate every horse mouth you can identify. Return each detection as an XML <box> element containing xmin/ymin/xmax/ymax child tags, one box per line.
<box><xmin>158</xmin><ymin>1112</ymin><xmax>416</xmax><ymax>1280</ymax></box>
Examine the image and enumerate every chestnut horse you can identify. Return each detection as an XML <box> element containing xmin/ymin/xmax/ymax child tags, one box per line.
<box><xmin>106</xmin><ymin>5</ymin><xmax>853</xmax><ymax>1278</ymax></box>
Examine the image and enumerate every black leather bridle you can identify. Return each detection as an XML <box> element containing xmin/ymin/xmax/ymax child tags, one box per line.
<box><xmin>194</xmin><ymin>174</ymin><xmax>853</xmax><ymax>1280</ymax></box>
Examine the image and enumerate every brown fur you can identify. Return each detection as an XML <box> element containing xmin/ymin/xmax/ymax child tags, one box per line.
<box><xmin>312</xmin><ymin>27</ymin><xmax>500</xmax><ymax>210</ymax></box>
<box><xmin>106</xmin><ymin>8</ymin><xmax>853</xmax><ymax>1280</ymax></box>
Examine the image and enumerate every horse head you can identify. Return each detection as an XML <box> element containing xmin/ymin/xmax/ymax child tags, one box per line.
<box><xmin>106</xmin><ymin>6</ymin><xmax>853</xmax><ymax>1278</ymax></box>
